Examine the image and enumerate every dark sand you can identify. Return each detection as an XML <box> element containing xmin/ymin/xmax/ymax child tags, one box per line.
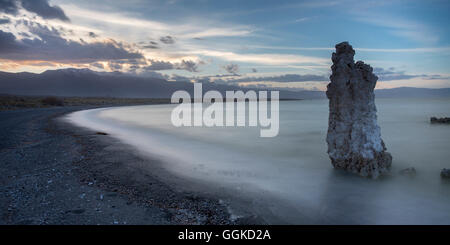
<box><xmin>0</xmin><ymin>106</ymin><xmax>256</xmax><ymax>225</ymax></box>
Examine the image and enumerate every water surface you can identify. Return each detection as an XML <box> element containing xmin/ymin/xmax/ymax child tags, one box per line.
<box><xmin>67</xmin><ymin>98</ymin><xmax>450</xmax><ymax>224</ymax></box>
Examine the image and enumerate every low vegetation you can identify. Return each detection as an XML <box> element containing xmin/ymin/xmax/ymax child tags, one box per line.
<box><xmin>0</xmin><ymin>94</ymin><xmax>170</xmax><ymax>111</ymax></box>
<box><xmin>41</xmin><ymin>96</ymin><xmax>65</xmax><ymax>106</ymax></box>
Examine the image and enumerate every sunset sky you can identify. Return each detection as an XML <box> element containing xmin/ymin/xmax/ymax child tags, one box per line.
<box><xmin>0</xmin><ymin>0</ymin><xmax>449</xmax><ymax>91</ymax></box>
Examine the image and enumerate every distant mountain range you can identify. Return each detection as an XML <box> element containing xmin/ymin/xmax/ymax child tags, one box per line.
<box><xmin>0</xmin><ymin>68</ymin><xmax>449</xmax><ymax>99</ymax></box>
<box><xmin>374</xmin><ymin>86</ymin><xmax>450</xmax><ymax>98</ymax></box>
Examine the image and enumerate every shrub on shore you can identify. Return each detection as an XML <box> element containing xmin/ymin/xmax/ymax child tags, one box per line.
<box><xmin>41</xmin><ymin>96</ymin><xmax>65</xmax><ymax>106</ymax></box>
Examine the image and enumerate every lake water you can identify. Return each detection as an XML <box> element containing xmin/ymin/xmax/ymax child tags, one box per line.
<box><xmin>66</xmin><ymin>98</ymin><xmax>450</xmax><ymax>224</ymax></box>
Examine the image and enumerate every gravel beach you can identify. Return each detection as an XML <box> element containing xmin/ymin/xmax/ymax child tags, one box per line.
<box><xmin>0</xmin><ymin>106</ymin><xmax>241</xmax><ymax>225</ymax></box>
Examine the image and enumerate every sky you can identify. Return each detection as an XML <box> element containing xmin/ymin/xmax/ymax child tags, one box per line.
<box><xmin>0</xmin><ymin>0</ymin><xmax>449</xmax><ymax>91</ymax></box>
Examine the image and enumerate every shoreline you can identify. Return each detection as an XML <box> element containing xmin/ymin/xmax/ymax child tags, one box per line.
<box><xmin>0</xmin><ymin>105</ymin><xmax>261</xmax><ymax>224</ymax></box>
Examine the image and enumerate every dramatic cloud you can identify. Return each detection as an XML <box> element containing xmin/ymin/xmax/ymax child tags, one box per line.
<box><xmin>90</xmin><ymin>62</ymin><xmax>104</xmax><ymax>69</ymax></box>
<box><xmin>0</xmin><ymin>0</ymin><xmax>69</xmax><ymax>21</ymax></box>
<box><xmin>143</xmin><ymin>59</ymin><xmax>199</xmax><ymax>72</ymax></box>
<box><xmin>143</xmin><ymin>45</ymin><xmax>159</xmax><ymax>49</ymax></box>
<box><xmin>107</xmin><ymin>61</ymin><xmax>122</xmax><ymax>70</ymax></box>
<box><xmin>144</xmin><ymin>59</ymin><xmax>174</xmax><ymax>70</ymax></box>
<box><xmin>0</xmin><ymin>0</ymin><xmax>446</xmax><ymax>92</ymax></box>
<box><xmin>140</xmin><ymin>40</ymin><xmax>159</xmax><ymax>49</ymax></box>
<box><xmin>167</xmin><ymin>74</ymin><xmax>191</xmax><ymax>82</ymax></box>
<box><xmin>0</xmin><ymin>30</ymin><xmax>20</xmax><ymax>52</ymax></box>
<box><xmin>223</xmin><ymin>63</ymin><xmax>239</xmax><ymax>74</ymax></box>
<box><xmin>0</xmin><ymin>25</ymin><xmax>143</xmax><ymax>62</ymax></box>
<box><xmin>0</xmin><ymin>18</ymin><xmax>10</xmax><ymax>24</ymax></box>
<box><xmin>178</xmin><ymin>60</ymin><xmax>198</xmax><ymax>72</ymax></box>
<box><xmin>160</xmin><ymin>35</ymin><xmax>175</xmax><ymax>44</ymax></box>
<box><xmin>0</xmin><ymin>0</ymin><xmax>19</xmax><ymax>14</ymax></box>
<box><xmin>21</xmin><ymin>0</ymin><xmax>69</xmax><ymax>21</ymax></box>
<box><xmin>88</xmin><ymin>32</ymin><xmax>98</xmax><ymax>38</ymax></box>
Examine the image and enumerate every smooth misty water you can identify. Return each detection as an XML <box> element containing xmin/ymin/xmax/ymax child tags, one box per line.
<box><xmin>67</xmin><ymin>98</ymin><xmax>450</xmax><ymax>224</ymax></box>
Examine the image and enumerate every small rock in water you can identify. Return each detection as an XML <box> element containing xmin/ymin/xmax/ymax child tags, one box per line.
<box><xmin>430</xmin><ymin>117</ymin><xmax>450</xmax><ymax>124</ymax></box>
<box><xmin>441</xmin><ymin>168</ymin><xmax>450</xmax><ymax>179</ymax></box>
<box><xmin>96</xmin><ymin>131</ymin><xmax>108</xmax><ymax>135</ymax></box>
<box><xmin>399</xmin><ymin>167</ymin><xmax>416</xmax><ymax>177</ymax></box>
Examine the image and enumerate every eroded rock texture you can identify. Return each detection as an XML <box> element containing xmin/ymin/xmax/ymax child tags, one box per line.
<box><xmin>326</xmin><ymin>42</ymin><xmax>392</xmax><ymax>179</ymax></box>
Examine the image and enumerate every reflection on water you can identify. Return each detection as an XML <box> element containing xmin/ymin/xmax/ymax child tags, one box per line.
<box><xmin>67</xmin><ymin>98</ymin><xmax>450</xmax><ymax>224</ymax></box>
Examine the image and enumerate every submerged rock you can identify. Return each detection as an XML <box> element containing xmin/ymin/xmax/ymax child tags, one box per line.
<box><xmin>441</xmin><ymin>169</ymin><xmax>450</xmax><ymax>179</ymax></box>
<box><xmin>399</xmin><ymin>167</ymin><xmax>416</xmax><ymax>177</ymax></box>
<box><xmin>326</xmin><ymin>42</ymin><xmax>392</xmax><ymax>179</ymax></box>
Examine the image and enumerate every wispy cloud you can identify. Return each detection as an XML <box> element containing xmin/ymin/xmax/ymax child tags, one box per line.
<box><xmin>220</xmin><ymin>74</ymin><xmax>328</xmax><ymax>83</ymax></box>
<box><xmin>186</xmin><ymin>49</ymin><xmax>329</xmax><ymax>65</ymax></box>
<box><xmin>294</xmin><ymin>17</ymin><xmax>310</xmax><ymax>23</ymax></box>
<box><xmin>353</xmin><ymin>13</ymin><xmax>439</xmax><ymax>44</ymax></box>
<box><xmin>374</xmin><ymin>67</ymin><xmax>450</xmax><ymax>82</ymax></box>
<box><xmin>247</xmin><ymin>45</ymin><xmax>450</xmax><ymax>54</ymax></box>
<box><xmin>60</xmin><ymin>4</ymin><xmax>253</xmax><ymax>40</ymax></box>
<box><xmin>357</xmin><ymin>47</ymin><xmax>450</xmax><ymax>53</ymax></box>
